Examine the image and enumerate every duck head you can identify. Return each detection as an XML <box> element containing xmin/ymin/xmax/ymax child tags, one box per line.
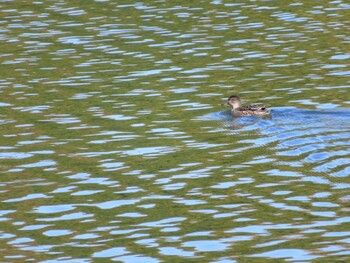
<box><xmin>223</xmin><ymin>95</ymin><xmax>241</xmax><ymax>110</ymax></box>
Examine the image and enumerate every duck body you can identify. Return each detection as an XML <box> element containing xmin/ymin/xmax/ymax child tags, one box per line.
<box><xmin>232</xmin><ymin>104</ymin><xmax>271</xmax><ymax>117</ymax></box>
<box><xmin>224</xmin><ymin>95</ymin><xmax>271</xmax><ymax>117</ymax></box>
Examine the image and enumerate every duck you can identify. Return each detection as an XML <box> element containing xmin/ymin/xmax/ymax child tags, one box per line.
<box><xmin>223</xmin><ymin>95</ymin><xmax>271</xmax><ymax>117</ymax></box>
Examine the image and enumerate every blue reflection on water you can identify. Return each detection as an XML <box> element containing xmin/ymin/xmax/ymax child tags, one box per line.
<box><xmin>252</xmin><ymin>248</ymin><xmax>319</xmax><ymax>261</ymax></box>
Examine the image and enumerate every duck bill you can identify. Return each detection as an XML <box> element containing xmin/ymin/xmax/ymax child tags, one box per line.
<box><xmin>221</xmin><ymin>101</ymin><xmax>229</xmax><ymax>106</ymax></box>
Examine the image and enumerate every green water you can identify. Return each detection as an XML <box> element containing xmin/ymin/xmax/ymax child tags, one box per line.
<box><xmin>1</xmin><ymin>1</ymin><xmax>350</xmax><ymax>262</ymax></box>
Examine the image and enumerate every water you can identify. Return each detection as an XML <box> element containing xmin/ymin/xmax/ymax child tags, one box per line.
<box><xmin>1</xmin><ymin>1</ymin><xmax>350</xmax><ymax>262</ymax></box>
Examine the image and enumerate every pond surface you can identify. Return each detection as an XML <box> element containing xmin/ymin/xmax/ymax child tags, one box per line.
<box><xmin>1</xmin><ymin>1</ymin><xmax>350</xmax><ymax>262</ymax></box>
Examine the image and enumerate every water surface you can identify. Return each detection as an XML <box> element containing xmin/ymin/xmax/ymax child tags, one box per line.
<box><xmin>1</xmin><ymin>1</ymin><xmax>350</xmax><ymax>262</ymax></box>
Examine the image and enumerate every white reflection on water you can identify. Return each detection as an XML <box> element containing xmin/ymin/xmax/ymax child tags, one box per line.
<box><xmin>19</xmin><ymin>160</ymin><xmax>56</xmax><ymax>168</ymax></box>
<box><xmin>93</xmin><ymin>247</ymin><xmax>129</xmax><ymax>258</ymax></box>
<box><xmin>102</xmin><ymin>114</ymin><xmax>136</xmax><ymax>120</ymax></box>
<box><xmin>183</xmin><ymin>240</ymin><xmax>230</xmax><ymax>252</ymax></box>
<box><xmin>122</xmin><ymin>146</ymin><xmax>177</xmax><ymax>157</ymax></box>
<box><xmin>4</xmin><ymin>194</ymin><xmax>49</xmax><ymax>203</ymax></box>
<box><xmin>252</xmin><ymin>248</ymin><xmax>319</xmax><ymax>261</ymax></box>
<box><xmin>0</xmin><ymin>152</ymin><xmax>33</xmax><ymax>159</ymax></box>
<box><xmin>38</xmin><ymin>212</ymin><xmax>93</xmax><ymax>222</ymax></box>
<box><xmin>43</xmin><ymin>229</ymin><xmax>73</xmax><ymax>237</ymax></box>
<box><xmin>159</xmin><ymin>246</ymin><xmax>195</xmax><ymax>257</ymax></box>
<box><xmin>34</xmin><ymin>204</ymin><xmax>74</xmax><ymax>214</ymax></box>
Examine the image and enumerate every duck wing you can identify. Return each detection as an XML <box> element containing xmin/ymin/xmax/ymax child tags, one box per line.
<box><xmin>238</xmin><ymin>105</ymin><xmax>268</xmax><ymax>112</ymax></box>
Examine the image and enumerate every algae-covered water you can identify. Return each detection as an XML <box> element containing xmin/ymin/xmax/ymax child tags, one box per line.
<box><xmin>1</xmin><ymin>1</ymin><xmax>350</xmax><ymax>262</ymax></box>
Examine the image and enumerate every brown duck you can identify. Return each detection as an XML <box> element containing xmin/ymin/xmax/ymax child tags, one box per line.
<box><xmin>223</xmin><ymin>95</ymin><xmax>271</xmax><ymax>117</ymax></box>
